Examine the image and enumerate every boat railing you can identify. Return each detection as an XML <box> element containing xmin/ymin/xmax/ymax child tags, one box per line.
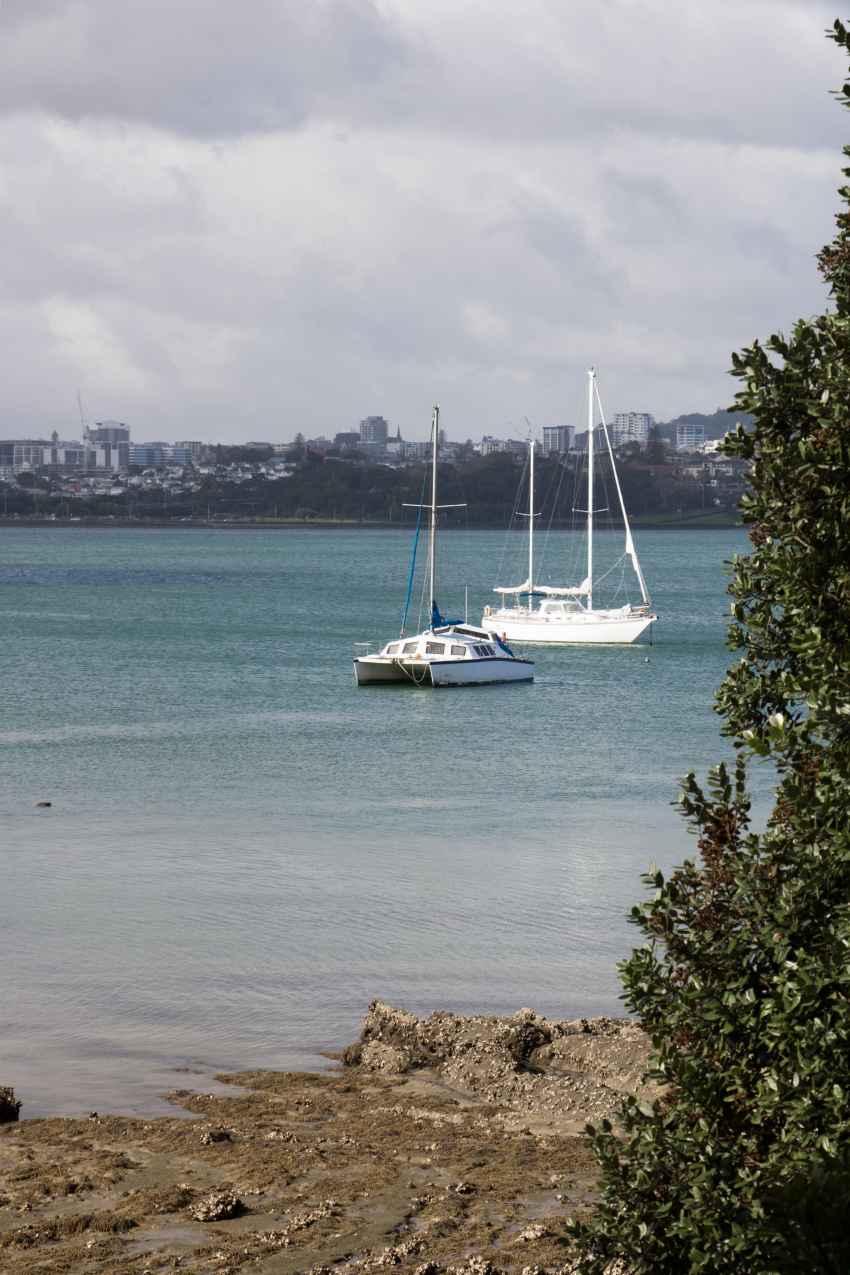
<box><xmin>353</xmin><ymin>641</ymin><xmax>377</xmax><ymax>658</ymax></box>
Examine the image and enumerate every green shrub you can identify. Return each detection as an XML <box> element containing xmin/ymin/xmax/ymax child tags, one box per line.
<box><xmin>568</xmin><ymin>20</ymin><xmax>850</xmax><ymax>1274</ymax></box>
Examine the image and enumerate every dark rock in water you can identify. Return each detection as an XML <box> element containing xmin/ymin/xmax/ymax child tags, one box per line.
<box><xmin>35</xmin><ymin>800</ymin><xmax>52</xmax><ymax>808</ymax></box>
<box><xmin>0</xmin><ymin>1086</ymin><xmax>21</xmax><ymax>1123</ymax></box>
<box><xmin>190</xmin><ymin>1189</ymin><xmax>243</xmax><ymax>1222</ymax></box>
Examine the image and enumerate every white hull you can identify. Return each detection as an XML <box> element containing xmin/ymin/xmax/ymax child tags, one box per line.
<box><xmin>354</xmin><ymin>654</ymin><xmax>533</xmax><ymax>687</ymax></box>
<box><xmin>483</xmin><ymin>609</ymin><xmax>655</xmax><ymax>645</ymax></box>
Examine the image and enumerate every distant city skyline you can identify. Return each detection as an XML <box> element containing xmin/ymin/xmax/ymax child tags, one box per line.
<box><xmin>0</xmin><ymin>1</ymin><xmax>841</xmax><ymax>441</ymax></box>
<box><xmin>0</xmin><ymin>403</ymin><xmax>745</xmax><ymax>449</ymax></box>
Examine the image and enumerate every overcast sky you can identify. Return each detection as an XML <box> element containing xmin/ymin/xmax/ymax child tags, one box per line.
<box><xmin>0</xmin><ymin>0</ymin><xmax>846</xmax><ymax>442</ymax></box>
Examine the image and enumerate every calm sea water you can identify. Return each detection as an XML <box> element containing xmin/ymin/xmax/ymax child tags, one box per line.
<box><xmin>0</xmin><ymin>525</ymin><xmax>763</xmax><ymax>1117</ymax></box>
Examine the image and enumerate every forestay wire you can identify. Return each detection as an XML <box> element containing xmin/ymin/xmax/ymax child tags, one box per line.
<box><xmin>400</xmin><ymin>466</ymin><xmax>428</xmax><ymax>636</ymax></box>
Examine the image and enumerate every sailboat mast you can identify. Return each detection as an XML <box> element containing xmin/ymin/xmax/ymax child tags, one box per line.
<box><xmin>528</xmin><ymin>437</ymin><xmax>535</xmax><ymax>599</ymax></box>
<box><xmin>587</xmin><ymin>367</ymin><xmax>594</xmax><ymax>611</ymax></box>
<box><xmin>428</xmin><ymin>404</ymin><xmax>439</xmax><ymax>623</ymax></box>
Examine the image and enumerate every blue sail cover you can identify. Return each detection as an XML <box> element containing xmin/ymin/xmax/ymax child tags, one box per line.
<box><xmin>431</xmin><ymin>602</ymin><xmax>461</xmax><ymax>629</ymax></box>
<box><xmin>492</xmin><ymin>632</ymin><xmax>517</xmax><ymax>658</ymax></box>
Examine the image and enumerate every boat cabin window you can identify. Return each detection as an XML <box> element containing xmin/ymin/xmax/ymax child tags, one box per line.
<box><xmin>386</xmin><ymin>643</ymin><xmax>400</xmax><ymax>655</ymax></box>
<box><xmin>425</xmin><ymin>641</ymin><xmax>445</xmax><ymax>655</ymax></box>
<box><xmin>474</xmin><ymin>644</ymin><xmax>495</xmax><ymax>657</ymax></box>
<box><xmin>402</xmin><ymin>640</ymin><xmax>418</xmax><ymax>654</ymax></box>
<box><xmin>541</xmin><ymin>599</ymin><xmax>581</xmax><ymax>616</ymax></box>
<box><xmin>451</xmin><ymin>644</ymin><xmax>466</xmax><ymax>656</ymax></box>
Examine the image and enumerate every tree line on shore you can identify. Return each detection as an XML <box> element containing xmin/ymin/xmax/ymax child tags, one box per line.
<box><xmin>0</xmin><ymin>448</ymin><xmax>742</xmax><ymax>525</ymax></box>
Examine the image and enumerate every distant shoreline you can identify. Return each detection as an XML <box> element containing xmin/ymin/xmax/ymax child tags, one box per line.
<box><xmin>0</xmin><ymin>515</ymin><xmax>743</xmax><ymax>532</ymax></box>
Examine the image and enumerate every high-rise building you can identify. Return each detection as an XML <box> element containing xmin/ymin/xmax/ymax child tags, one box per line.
<box><xmin>676</xmin><ymin>422</ymin><xmax>705</xmax><ymax>452</ymax></box>
<box><xmin>86</xmin><ymin>421</ymin><xmax>131</xmax><ymax>469</ymax></box>
<box><xmin>359</xmin><ymin>416</ymin><xmax>389</xmax><ymax>446</ymax></box>
<box><xmin>88</xmin><ymin>420</ymin><xmax>130</xmax><ymax>444</ymax></box>
<box><xmin>611</xmin><ymin>412</ymin><xmax>655</xmax><ymax>448</ymax></box>
<box><xmin>541</xmin><ymin>425</ymin><xmax>574</xmax><ymax>454</ymax></box>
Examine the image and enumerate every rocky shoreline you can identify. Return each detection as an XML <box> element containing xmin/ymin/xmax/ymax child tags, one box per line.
<box><xmin>0</xmin><ymin>1002</ymin><xmax>650</xmax><ymax>1274</ymax></box>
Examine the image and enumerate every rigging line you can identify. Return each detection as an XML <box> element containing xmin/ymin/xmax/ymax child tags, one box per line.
<box><xmin>538</xmin><ymin>453</ymin><xmax>570</xmax><ymax>581</ymax></box>
<box><xmin>493</xmin><ymin>445</ymin><xmax>530</xmax><ymax>589</ymax></box>
<box><xmin>592</xmin><ymin>552</ymin><xmax>629</xmax><ymax>590</ymax></box>
<box><xmin>593</xmin><ymin>373</ymin><xmax>650</xmax><ymax>604</ymax></box>
<box><xmin>400</xmin><ymin>467</ymin><xmax>428</xmax><ymax>636</ymax></box>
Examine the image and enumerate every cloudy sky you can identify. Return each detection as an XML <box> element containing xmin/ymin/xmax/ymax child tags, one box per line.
<box><xmin>0</xmin><ymin>0</ymin><xmax>846</xmax><ymax>442</ymax></box>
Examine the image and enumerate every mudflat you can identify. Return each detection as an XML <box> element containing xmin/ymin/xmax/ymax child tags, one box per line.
<box><xmin>0</xmin><ymin>1003</ymin><xmax>650</xmax><ymax>1274</ymax></box>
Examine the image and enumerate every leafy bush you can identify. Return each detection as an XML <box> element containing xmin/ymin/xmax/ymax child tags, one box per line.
<box><xmin>568</xmin><ymin>20</ymin><xmax>850</xmax><ymax>1274</ymax></box>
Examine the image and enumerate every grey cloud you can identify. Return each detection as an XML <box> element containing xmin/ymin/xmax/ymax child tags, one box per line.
<box><xmin>0</xmin><ymin>2</ymin><xmax>846</xmax><ymax>442</ymax></box>
<box><xmin>0</xmin><ymin>0</ymin><xmax>845</xmax><ymax>151</ymax></box>
<box><xmin>0</xmin><ymin>0</ymin><xmax>410</xmax><ymax>137</ymax></box>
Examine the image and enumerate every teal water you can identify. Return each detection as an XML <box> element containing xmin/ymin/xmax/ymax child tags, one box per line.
<box><xmin>0</xmin><ymin>526</ymin><xmax>761</xmax><ymax>1116</ymax></box>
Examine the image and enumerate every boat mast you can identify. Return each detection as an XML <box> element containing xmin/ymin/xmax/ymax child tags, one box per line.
<box><xmin>587</xmin><ymin>367</ymin><xmax>594</xmax><ymax>611</ymax></box>
<box><xmin>428</xmin><ymin>404</ymin><xmax>439</xmax><ymax>624</ymax></box>
<box><xmin>528</xmin><ymin>437</ymin><xmax>535</xmax><ymax>600</ymax></box>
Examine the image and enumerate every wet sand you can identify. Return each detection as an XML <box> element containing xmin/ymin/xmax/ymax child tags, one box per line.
<box><xmin>0</xmin><ymin>1003</ymin><xmax>650</xmax><ymax>1274</ymax></box>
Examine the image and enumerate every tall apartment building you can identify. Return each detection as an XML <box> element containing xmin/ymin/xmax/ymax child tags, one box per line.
<box><xmin>86</xmin><ymin>421</ymin><xmax>131</xmax><ymax>469</ymax></box>
<box><xmin>359</xmin><ymin>416</ymin><xmax>389</xmax><ymax>446</ymax></box>
<box><xmin>541</xmin><ymin>424</ymin><xmax>574</xmax><ymax>454</ymax></box>
<box><xmin>675</xmin><ymin>422</ymin><xmax>705</xmax><ymax>452</ymax></box>
<box><xmin>88</xmin><ymin>420</ymin><xmax>130</xmax><ymax>444</ymax></box>
<box><xmin>611</xmin><ymin>411</ymin><xmax>655</xmax><ymax>448</ymax></box>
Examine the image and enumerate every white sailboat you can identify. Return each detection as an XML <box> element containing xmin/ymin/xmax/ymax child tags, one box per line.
<box><xmin>482</xmin><ymin>368</ymin><xmax>657</xmax><ymax>645</ymax></box>
<box><xmin>354</xmin><ymin>406</ymin><xmax>534</xmax><ymax>687</ymax></box>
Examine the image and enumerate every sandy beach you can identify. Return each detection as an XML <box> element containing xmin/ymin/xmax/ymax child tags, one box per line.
<box><xmin>0</xmin><ymin>1002</ymin><xmax>650</xmax><ymax>1274</ymax></box>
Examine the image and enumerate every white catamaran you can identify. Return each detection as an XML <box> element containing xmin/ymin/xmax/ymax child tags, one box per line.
<box><xmin>354</xmin><ymin>406</ymin><xmax>534</xmax><ymax>687</ymax></box>
<box><xmin>482</xmin><ymin>368</ymin><xmax>657</xmax><ymax>645</ymax></box>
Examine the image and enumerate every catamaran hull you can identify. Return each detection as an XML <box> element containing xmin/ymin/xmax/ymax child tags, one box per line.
<box><xmin>483</xmin><ymin>613</ymin><xmax>655</xmax><ymax>645</ymax></box>
<box><xmin>354</xmin><ymin>657</ymin><xmax>533</xmax><ymax>687</ymax></box>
